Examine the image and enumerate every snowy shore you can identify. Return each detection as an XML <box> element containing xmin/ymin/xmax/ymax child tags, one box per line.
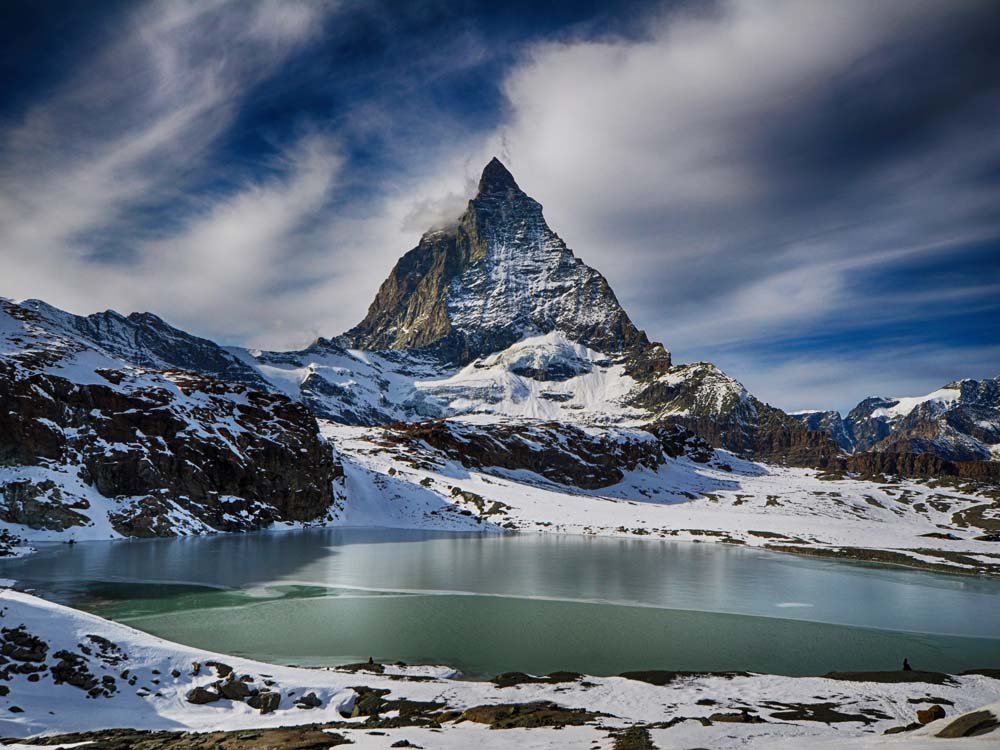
<box><xmin>0</xmin><ymin>589</ymin><xmax>997</xmax><ymax>749</ymax></box>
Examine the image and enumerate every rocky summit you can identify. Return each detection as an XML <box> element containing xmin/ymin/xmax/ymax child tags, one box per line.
<box><xmin>347</xmin><ymin>158</ymin><xmax>661</xmax><ymax>367</ymax></box>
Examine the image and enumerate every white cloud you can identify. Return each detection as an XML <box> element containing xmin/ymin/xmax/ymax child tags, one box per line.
<box><xmin>0</xmin><ymin>0</ymin><xmax>337</xmax><ymax>335</ymax></box>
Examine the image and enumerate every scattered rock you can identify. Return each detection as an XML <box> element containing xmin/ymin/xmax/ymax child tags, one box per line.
<box><xmin>205</xmin><ymin>661</ymin><xmax>233</xmax><ymax>678</ymax></box>
<box><xmin>917</xmin><ymin>704</ymin><xmax>946</xmax><ymax>724</ymax></box>
<box><xmin>935</xmin><ymin>709</ymin><xmax>1000</xmax><ymax>738</ymax></box>
<box><xmin>337</xmin><ymin>660</ymin><xmax>385</xmax><ymax>674</ymax></box>
<box><xmin>765</xmin><ymin>701</ymin><xmax>882</xmax><ymax>724</ymax></box>
<box><xmin>247</xmin><ymin>690</ymin><xmax>280</xmax><ymax>714</ymax></box>
<box><xmin>295</xmin><ymin>692</ymin><xmax>322</xmax><ymax>709</ymax></box>
<box><xmin>185</xmin><ymin>686</ymin><xmax>221</xmax><ymax>705</ymax></box>
<box><xmin>4</xmin><ymin>726</ymin><xmax>353</xmax><ymax>748</ymax></box>
<box><xmin>610</xmin><ymin>726</ymin><xmax>656</xmax><ymax>749</ymax></box>
<box><xmin>884</xmin><ymin>722</ymin><xmax>922</xmax><ymax>734</ymax></box>
<box><xmin>458</xmin><ymin>701</ymin><xmax>603</xmax><ymax>729</ymax></box>
<box><xmin>491</xmin><ymin>671</ymin><xmax>582</xmax><ymax>688</ymax></box>
<box><xmin>1</xmin><ymin>625</ymin><xmax>48</xmax><ymax>663</ymax></box>
<box><xmin>218</xmin><ymin>676</ymin><xmax>253</xmax><ymax>700</ymax></box>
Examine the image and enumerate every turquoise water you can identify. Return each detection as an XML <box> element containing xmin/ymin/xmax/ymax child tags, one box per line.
<box><xmin>4</xmin><ymin>528</ymin><xmax>999</xmax><ymax>676</ymax></box>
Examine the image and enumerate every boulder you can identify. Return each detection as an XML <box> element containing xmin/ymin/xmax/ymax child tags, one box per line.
<box><xmin>917</xmin><ymin>704</ymin><xmax>946</xmax><ymax>724</ymax></box>
<box><xmin>247</xmin><ymin>690</ymin><xmax>281</xmax><ymax>714</ymax></box>
<box><xmin>205</xmin><ymin>660</ymin><xmax>232</xmax><ymax>678</ymax></box>
<box><xmin>295</xmin><ymin>692</ymin><xmax>322</xmax><ymax>709</ymax></box>
<box><xmin>935</xmin><ymin>709</ymin><xmax>1000</xmax><ymax>738</ymax></box>
<box><xmin>218</xmin><ymin>676</ymin><xmax>253</xmax><ymax>700</ymax></box>
<box><xmin>185</xmin><ymin>686</ymin><xmax>221</xmax><ymax>705</ymax></box>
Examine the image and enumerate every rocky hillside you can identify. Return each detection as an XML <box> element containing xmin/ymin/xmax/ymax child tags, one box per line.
<box><xmin>793</xmin><ymin>378</ymin><xmax>1000</xmax><ymax>462</ymax></box>
<box><xmin>381</xmin><ymin>418</ymin><xmax>715</xmax><ymax>490</ymax></box>
<box><xmin>624</xmin><ymin>362</ymin><xmax>843</xmax><ymax>466</ymax></box>
<box><xmin>0</xmin><ymin>299</ymin><xmax>341</xmax><ymax>545</ymax></box>
<box><xmin>788</xmin><ymin>410</ymin><xmax>854</xmax><ymax>452</ymax></box>
<box><xmin>346</xmin><ymin>158</ymin><xmax>664</xmax><ymax>368</ymax></box>
<box><xmin>314</xmin><ymin>160</ymin><xmax>837</xmax><ymax>466</ymax></box>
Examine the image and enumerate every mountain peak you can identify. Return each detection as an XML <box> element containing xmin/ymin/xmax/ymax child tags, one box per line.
<box><xmin>477</xmin><ymin>157</ymin><xmax>519</xmax><ymax>195</ymax></box>
<box><xmin>346</xmin><ymin>158</ymin><xmax>665</xmax><ymax>367</ymax></box>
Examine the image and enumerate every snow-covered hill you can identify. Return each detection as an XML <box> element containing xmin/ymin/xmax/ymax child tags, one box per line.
<box><xmin>0</xmin><ymin>298</ymin><xmax>341</xmax><ymax>552</ymax></box>
<box><xmin>2</xmin><ymin>589</ymin><xmax>999</xmax><ymax>748</ymax></box>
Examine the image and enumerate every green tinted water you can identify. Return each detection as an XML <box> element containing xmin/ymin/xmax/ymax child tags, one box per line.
<box><xmin>4</xmin><ymin>528</ymin><xmax>998</xmax><ymax>676</ymax></box>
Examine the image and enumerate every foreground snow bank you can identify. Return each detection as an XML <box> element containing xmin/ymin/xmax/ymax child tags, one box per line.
<box><xmin>0</xmin><ymin>590</ymin><xmax>998</xmax><ymax>748</ymax></box>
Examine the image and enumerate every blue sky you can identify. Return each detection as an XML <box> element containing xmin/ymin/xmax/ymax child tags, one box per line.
<box><xmin>0</xmin><ymin>0</ymin><xmax>998</xmax><ymax>412</ymax></box>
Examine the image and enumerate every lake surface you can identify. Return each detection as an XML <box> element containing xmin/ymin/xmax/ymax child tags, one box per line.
<box><xmin>4</xmin><ymin>528</ymin><xmax>999</xmax><ymax>677</ymax></box>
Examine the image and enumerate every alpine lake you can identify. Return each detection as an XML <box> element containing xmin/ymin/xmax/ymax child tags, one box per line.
<box><xmin>4</xmin><ymin>527</ymin><xmax>999</xmax><ymax>678</ymax></box>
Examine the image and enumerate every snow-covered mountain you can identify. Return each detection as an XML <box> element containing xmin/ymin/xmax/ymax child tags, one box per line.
<box><xmin>793</xmin><ymin>379</ymin><xmax>1000</xmax><ymax>461</ymax></box>
<box><xmin>346</xmin><ymin>158</ymin><xmax>662</xmax><ymax>367</ymax></box>
<box><xmin>0</xmin><ymin>298</ymin><xmax>341</xmax><ymax>546</ymax></box>
<box><xmin>224</xmin><ymin>160</ymin><xmax>836</xmax><ymax>464</ymax></box>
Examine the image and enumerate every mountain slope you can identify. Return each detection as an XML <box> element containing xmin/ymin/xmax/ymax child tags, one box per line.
<box><xmin>789</xmin><ymin>410</ymin><xmax>855</xmax><ymax>452</ymax></box>
<box><xmin>0</xmin><ymin>298</ymin><xmax>341</xmax><ymax>547</ymax></box>
<box><xmin>347</xmin><ymin>158</ymin><xmax>664</xmax><ymax>367</ymax></box>
<box><xmin>18</xmin><ymin>299</ymin><xmax>267</xmax><ymax>388</ymax></box>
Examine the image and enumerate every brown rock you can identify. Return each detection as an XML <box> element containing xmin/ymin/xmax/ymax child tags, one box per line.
<box><xmin>247</xmin><ymin>690</ymin><xmax>280</xmax><ymax>714</ymax></box>
<box><xmin>218</xmin><ymin>676</ymin><xmax>252</xmax><ymax>700</ymax></box>
<box><xmin>935</xmin><ymin>709</ymin><xmax>1000</xmax><ymax>738</ymax></box>
<box><xmin>917</xmin><ymin>704</ymin><xmax>946</xmax><ymax>724</ymax></box>
<box><xmin>185</xmin><ymin>686</ymin><xmax>221</xmax><ymax>705</ymax></box>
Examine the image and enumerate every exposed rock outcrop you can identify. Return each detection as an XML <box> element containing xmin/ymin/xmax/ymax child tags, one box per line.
<box><xmin>0</xmin><ymin>300</ymin><xmax>341</xmax><ymax>538</ymax></box>
<box><xmin>385</xmin><ymin>418</ymin><xmax>714</xmax><ymax>489</ymax></box>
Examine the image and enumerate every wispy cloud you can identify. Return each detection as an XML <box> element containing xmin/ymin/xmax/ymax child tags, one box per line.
<box><xmin>0</xmin><ymin>0</ymin><xmax>338</xmax><ymax>339</ymax></box>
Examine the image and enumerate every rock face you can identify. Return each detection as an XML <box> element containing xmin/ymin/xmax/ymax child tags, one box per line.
<box><xmin>347</xmin><ymin>158</ymin><xmax>662</xmax><ymax>367</ymax></box>
<box><xmin>631</xmin><ymin>363</ymin><xmax>842</xmax><ymax>466</ymax></box>
<box><xmin>385</xmin><ymin>419</ymin><xmax>715</xmax><ymax>490</ymax></box>
<box><xmin>794</xmin><ymin>378</ymin><xmax>1000</xmax><ymax>465</ymax></box>
<box><xmin>789</xmin><ymin>410</ymin><xmax>854</xmax><ymax>452</ymax></box>
<box><xmin>0</xmin><ymin>299</ymin><xmax>341</xmax><ymax>538</ymax></box>
<box><xmin>17</xmin><ymin>299</ymin><xmax>267</xmax><ymax>388</ymax></box>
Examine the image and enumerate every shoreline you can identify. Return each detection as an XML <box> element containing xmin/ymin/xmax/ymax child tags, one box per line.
<box><xmin>6</xmin><ymin>514</ymin><xmax>1000</xmax><ymax>581</ymax></box>
<box><xmin>0</xmin><ymin>590</ymin><xmax>998</xmax><ymax>749</ymax></box>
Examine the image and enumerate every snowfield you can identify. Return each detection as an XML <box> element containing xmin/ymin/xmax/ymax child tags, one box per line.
<box><xmin>0</xmin><ymin>589</ymin><xmax>998</xmax><ymax>748</ymax></box>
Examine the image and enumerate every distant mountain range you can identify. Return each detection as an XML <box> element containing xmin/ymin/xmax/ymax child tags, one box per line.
<box><xmin>1</xmin><ymin>158</ymin><xmax>997</xmax><ymax>544</ymax></box>
<box><xmin>792</xmin><ymin>379</ymin><xmax>1000</xmax><ymax>461</ymax></box>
